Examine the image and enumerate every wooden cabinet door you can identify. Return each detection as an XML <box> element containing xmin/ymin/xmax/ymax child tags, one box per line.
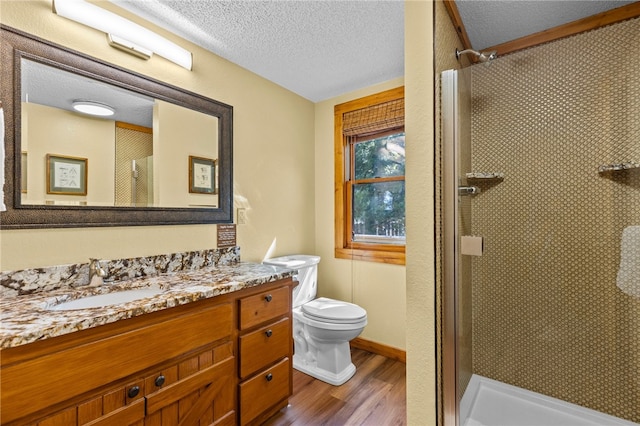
<box><xmin>144</xmin><ymin>342</ymin><xmax>235</xmax><ymax>426</ymax></box>
<box><xmin>32</xmin><ymin>381</ymin><xmax>146</xmax><ymax>426</ymax></box>
<box><xmin>1</xmin><ymin>303</ymin><xmax>233</xmax><ymax>424</ymax></box>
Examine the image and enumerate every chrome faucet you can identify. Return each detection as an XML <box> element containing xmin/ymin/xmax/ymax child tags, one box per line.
<box><xmin>88</xmin><ymin>258</ymin><xmax>107</xmax><ymax>286</ymax></box>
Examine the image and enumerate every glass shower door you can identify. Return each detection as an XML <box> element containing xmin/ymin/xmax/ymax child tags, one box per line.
<box><xmin>441</xmin><ymin>67</ymin><xmax>473</xmax><ymax>426</ymax></box>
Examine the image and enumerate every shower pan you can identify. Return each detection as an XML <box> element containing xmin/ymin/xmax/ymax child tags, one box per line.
<box><xmin>440</xmin><ymin>18</ymin><xmax>640</xmax><ymax>424</ymax></box>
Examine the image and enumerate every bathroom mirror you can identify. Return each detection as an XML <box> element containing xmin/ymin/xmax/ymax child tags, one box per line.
<box><xmin>0</xmin><ymin>26</ymin><xmax>233</xmax><ymax>228</ymax></box>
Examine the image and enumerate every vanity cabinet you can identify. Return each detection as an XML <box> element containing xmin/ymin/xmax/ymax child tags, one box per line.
<box><xmin>0</xmin><ymin>278</ymin><xmax>294</xmax><ymax>426</ymax></box>
<box><xmin>38</xmin><ymin>340</ymin><xmax>235</xmax><ymax>426</ymax></box>
<box><xmin>1</xmin><ymin>301</ymin><xmax>235</xmax><ymax>426</ymax></box>
<box><xmin>237</xmin><ymin>285</ymin><xmax>293</xmax><ymax>425</ymax></box>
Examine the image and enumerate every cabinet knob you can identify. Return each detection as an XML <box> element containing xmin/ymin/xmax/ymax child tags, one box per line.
<box><xmin>266</xmin><ymin>373</ymin><xmax>273</xmax><ymax>382</ymax></box>
<box><xmin>155</xmin><ymin>375</ymin><xmax>166</xmax><ymax>387</ymax></box>
<box><xmin>265</xmin><ymin>329</ymin><xmax>273</xmax><ymax>338</ymax></box>
<box><xmin>127</xmin><ymin>386</ymin><xmax>140</xmax><ymax>398</ymax></box>
<box><xmin>264</xmin><ymin>294</ymin><xmax>273</xmax><ymax>302</ymax></box>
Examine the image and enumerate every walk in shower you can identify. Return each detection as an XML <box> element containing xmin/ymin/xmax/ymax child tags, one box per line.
<box><xmin>440</xmin><ymin>16</ymin><xmax>639</xmax><ymax>426</ymax></box>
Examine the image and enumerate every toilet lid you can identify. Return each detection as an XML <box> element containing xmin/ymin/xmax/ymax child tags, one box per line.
<box><xmin>264</xmin><ymin>259</ymin><xmax>306</xmax><ymax>268</ymax></box>
<box><xmin>301</xmin><ymin>297</ymin><xmax>367</xmax><ymax>323</ymax></box>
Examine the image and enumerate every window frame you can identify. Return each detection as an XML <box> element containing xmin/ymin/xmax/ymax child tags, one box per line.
<box><xmin>334</xmin><ymin>86</ymin><xmax>405</xmax><ymax>265</ymax></box>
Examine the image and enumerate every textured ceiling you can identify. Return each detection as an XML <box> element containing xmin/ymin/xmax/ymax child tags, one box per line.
<box><xmin>111</xmin><ymin>0</ymin><xmax>405</xmax><ymax>102</ymax></box>
<box><xmin>108</xmin><ymin>0</ymin><xmax>634</xmax><ymax>103</ymax></box>
<box><xmin>456</xmin><ymin>0</ymin><xmax>636</xmax><ymax>50</ymax></box>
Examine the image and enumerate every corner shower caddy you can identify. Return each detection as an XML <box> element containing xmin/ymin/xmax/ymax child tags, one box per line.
<box><xmin>597</xmin><ymin>162</ymin><xmax>639</xmax><ymax>174</ymax></box>
<box><xmin>465</xmin><ymin>172</ymin><xmax>505</xmax><ymax>181</ymax></box>
<box><xmin>460</xmin><ymin>172</ymin><xmax>504</xmax><ymax>196</ymax></box>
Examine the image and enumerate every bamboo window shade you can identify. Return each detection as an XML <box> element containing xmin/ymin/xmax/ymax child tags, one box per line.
<box><xmin>342</xmin><ymin>98</ymin><xmax>404</xmax><ymax>137</ymax></box>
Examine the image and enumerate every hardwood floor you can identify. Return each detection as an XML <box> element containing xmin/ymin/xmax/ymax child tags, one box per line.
<box><xmin>263</xmin><ymin>348</ymin><xmax>407</xmax><ymax>426</ymax></box>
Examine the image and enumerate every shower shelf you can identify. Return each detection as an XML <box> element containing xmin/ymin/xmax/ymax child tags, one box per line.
<box><xmin>465</xmin><ymin>172</ymin><xmax>505</xmax><ymax>181</ymax></box>
<box><xmin>598</xmin><ymin>162</ymin><xmax>639</xmax><ymax>174</ymax></box>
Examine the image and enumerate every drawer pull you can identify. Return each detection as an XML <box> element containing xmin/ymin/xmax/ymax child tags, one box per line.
<box><xmin>127</xmin><ymin>386</ymin><xmax>140</xmax><ymax>398</ymax></box>
<box><xmin>154</xmin><ymin>375</ymin><xmax>166</xmax><ymax>387</ymax></box>
<box><xmin>265</xmin><ymin>329</ymin><xmax>273</xmax><ymax>338</ymax></box>
<box><xmin>264</xmin><ymin>294</ymin><xmax>273</xmax><ymax>302</ymax></box>
<box><xmin>266</xmin><ymin>373</ymin><xmax>273</xmax><ymax>382</ymax></box>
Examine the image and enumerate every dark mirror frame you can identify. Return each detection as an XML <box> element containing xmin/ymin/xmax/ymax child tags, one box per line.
<box><xmin>0</xmin><ymin>25</ymin><xmax>233</xmax><ymax>229</ymax></box>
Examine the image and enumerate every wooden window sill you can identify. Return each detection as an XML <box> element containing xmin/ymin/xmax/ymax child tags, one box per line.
<box><xmin>335</xmin><ymin>247</ymin><xmax>405</xmax><ymax>265</ymax></box>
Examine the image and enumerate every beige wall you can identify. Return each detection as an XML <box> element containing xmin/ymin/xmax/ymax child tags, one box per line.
<box><xmin>0</xmin><ymin>0</ymin><xmax>315</xmax><ymax>270</ymax></box>
<box><xmin>405</xmin><ymin>1</ymin><xmax>436</xmax><ymax>424</ymax></box>
<box><xmin>314</xmin><ymin>78</ymin><xmax>406</xmax><ymax>350</ymax></box>
<box><xmin>21</xmin><ymin>102</ymin><xmax>115</xmax><ymax>206</ymax></box>
<box><xmin>154</xmin><ymin>100</ymin><xmax>218</xmax><ymax>208</ymax></box>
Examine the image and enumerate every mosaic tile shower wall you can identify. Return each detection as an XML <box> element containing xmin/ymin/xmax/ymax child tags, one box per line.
<box><xmin>115</xmin><ymin>125</ymin><xmax>153</xmax><ymax>206</ymax></box>
<box><xmin>470</xmin><ymin>18</ymin><xmax>639</xmax><ymax>422</ymax></box>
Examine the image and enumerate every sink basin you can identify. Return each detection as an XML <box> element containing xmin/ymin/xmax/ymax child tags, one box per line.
<box><xmin>47</xmin><ymin>286</ymin><xmax>164</xmax><ymax>311</ymax></box>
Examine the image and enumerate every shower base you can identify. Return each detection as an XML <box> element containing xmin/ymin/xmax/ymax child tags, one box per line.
<box><xmin>460</xmin><ymin>374</ymin><xmax>637</xmax><ymax>426</ymax></box>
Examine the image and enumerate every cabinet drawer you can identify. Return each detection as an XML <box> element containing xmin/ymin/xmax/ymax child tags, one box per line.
<box><xmin>239</xmin><ymin>317</ymin><xmax>290</xmax><ymax>379</ymax></box>
<box><xmin>239</xmin><ymin>358</ymin><xmax>290</xmax><ymax>425</ymax></box>
<box><xmin>239</xmin><ymin>286</ymin><xmax>290</xmax><ymax>330</ymax></box>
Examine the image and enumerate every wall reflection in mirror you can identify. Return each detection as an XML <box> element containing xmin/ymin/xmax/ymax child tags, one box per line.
<box><xmin>20</xmin><ymin>59</ymin><xmax>218</xmax><ymax>209</ymax></box>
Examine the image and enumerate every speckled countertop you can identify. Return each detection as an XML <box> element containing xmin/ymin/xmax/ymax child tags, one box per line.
<box><xmin>0</xmin><ymin>262</ymin><xmax>293</xmax><ymax>349</ymax></box>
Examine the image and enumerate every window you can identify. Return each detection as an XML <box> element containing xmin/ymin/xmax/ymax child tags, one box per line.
<box><xmin>334</xmin><ymin>87</ymin><xmax>405</xmax><ymax>265</ymax></box>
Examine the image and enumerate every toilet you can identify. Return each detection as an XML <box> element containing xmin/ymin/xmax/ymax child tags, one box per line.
<box><xmin>263</xmin><ymin>254</ymin><xmax>367</xmax><ymax>386</ymax></box>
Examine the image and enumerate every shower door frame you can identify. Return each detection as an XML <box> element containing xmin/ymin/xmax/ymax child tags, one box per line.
<box><xmin>441</xmin><ymin>69</ymin><xmax>461</xmax><ymax>426</ymax></box>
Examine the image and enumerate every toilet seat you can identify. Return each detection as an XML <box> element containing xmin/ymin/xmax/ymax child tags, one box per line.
<box><xmin>301</xmin><ymin>297</ymin><xmax>367</xmax><ymax>324</ymax></box>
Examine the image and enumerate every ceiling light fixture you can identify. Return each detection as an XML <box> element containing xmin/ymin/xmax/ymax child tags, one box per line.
<box><xmin>52</xmin><ymin>0</ymin><xmax>193</xmax><ymax>70</ymax></box>
<box><xmin>72</xmin><ymin>100</ymin><xmax>115</xmax><ymax>117</ymax></box>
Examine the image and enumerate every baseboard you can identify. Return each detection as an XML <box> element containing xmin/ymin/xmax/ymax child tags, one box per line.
<box><xmin>350</xmin><ymin>337</ymin><xmax>406</xmax><ymax>363</ymax></box>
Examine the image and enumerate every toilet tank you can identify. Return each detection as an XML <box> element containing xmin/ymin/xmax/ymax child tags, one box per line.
<box><xmin>263</xmin><ymin>255</ymin><xmax>320</xmax><ymax>308</ymax></box>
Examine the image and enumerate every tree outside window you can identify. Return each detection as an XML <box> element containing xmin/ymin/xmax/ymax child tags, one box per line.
<box><xmin>351</xmin><ymin>132</ymin><xmax>405</xmax><ymax>244</ymax></box>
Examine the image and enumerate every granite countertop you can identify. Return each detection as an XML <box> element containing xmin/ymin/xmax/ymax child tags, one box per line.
<box><xmin>0</xmin><ymin>262</ymin><xmax>293</xmax><ymax>349</ymax></box>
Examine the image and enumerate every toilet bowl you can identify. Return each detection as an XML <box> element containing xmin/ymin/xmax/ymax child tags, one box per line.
<box><xmin>263</xmin><ymin>255</ymin><xmax>367</xmax><ymax>386</ymax></box>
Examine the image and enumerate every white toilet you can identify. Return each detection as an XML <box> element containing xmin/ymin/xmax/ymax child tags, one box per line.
<box><xmin>263</xmin><ymin>254</ymin><xmax>367</xmax><ymax>386</ymax></box>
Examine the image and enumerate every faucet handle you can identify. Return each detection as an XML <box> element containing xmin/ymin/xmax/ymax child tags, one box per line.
<box><xmin>89</xmin><ymin>258</ymin><xmax>107</xmax><ymax>277</ymax></box>
<box><xmin>88</xmin><ymin>258</ymin><xmax>108</xmax><ymax>286</ymax></box>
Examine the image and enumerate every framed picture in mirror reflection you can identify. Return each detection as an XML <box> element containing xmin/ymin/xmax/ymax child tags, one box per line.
<box><xmin>46</xmin><ymin>154</ymin><xmax>88</xmax><ymax>196</ymax></box>
<box><xmin>189</xmin><ymin>156</ymin><xmax>217</xmax><ymax>194</ymax></box>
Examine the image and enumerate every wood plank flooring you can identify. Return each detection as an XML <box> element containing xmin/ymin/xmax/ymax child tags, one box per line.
<box><xmin>263</xmin><ymin>348</ymin><xmax>406</xmax><ymax>426</ymax></box>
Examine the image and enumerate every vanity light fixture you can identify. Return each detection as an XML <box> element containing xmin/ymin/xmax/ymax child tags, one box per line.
<box><xmin>107</xmin><ymin>34</ymin><xmax>153</xmax><ymax>60</ymax></box>
<box><xmin>72</xmin><ymin>100</ymin><xmax>115</xmax><ymax>117</ymax></box>
<box><xmin>52</xmin><ymin>0</ymin><xmax>193</xmax><ymax>70</ymax></box>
